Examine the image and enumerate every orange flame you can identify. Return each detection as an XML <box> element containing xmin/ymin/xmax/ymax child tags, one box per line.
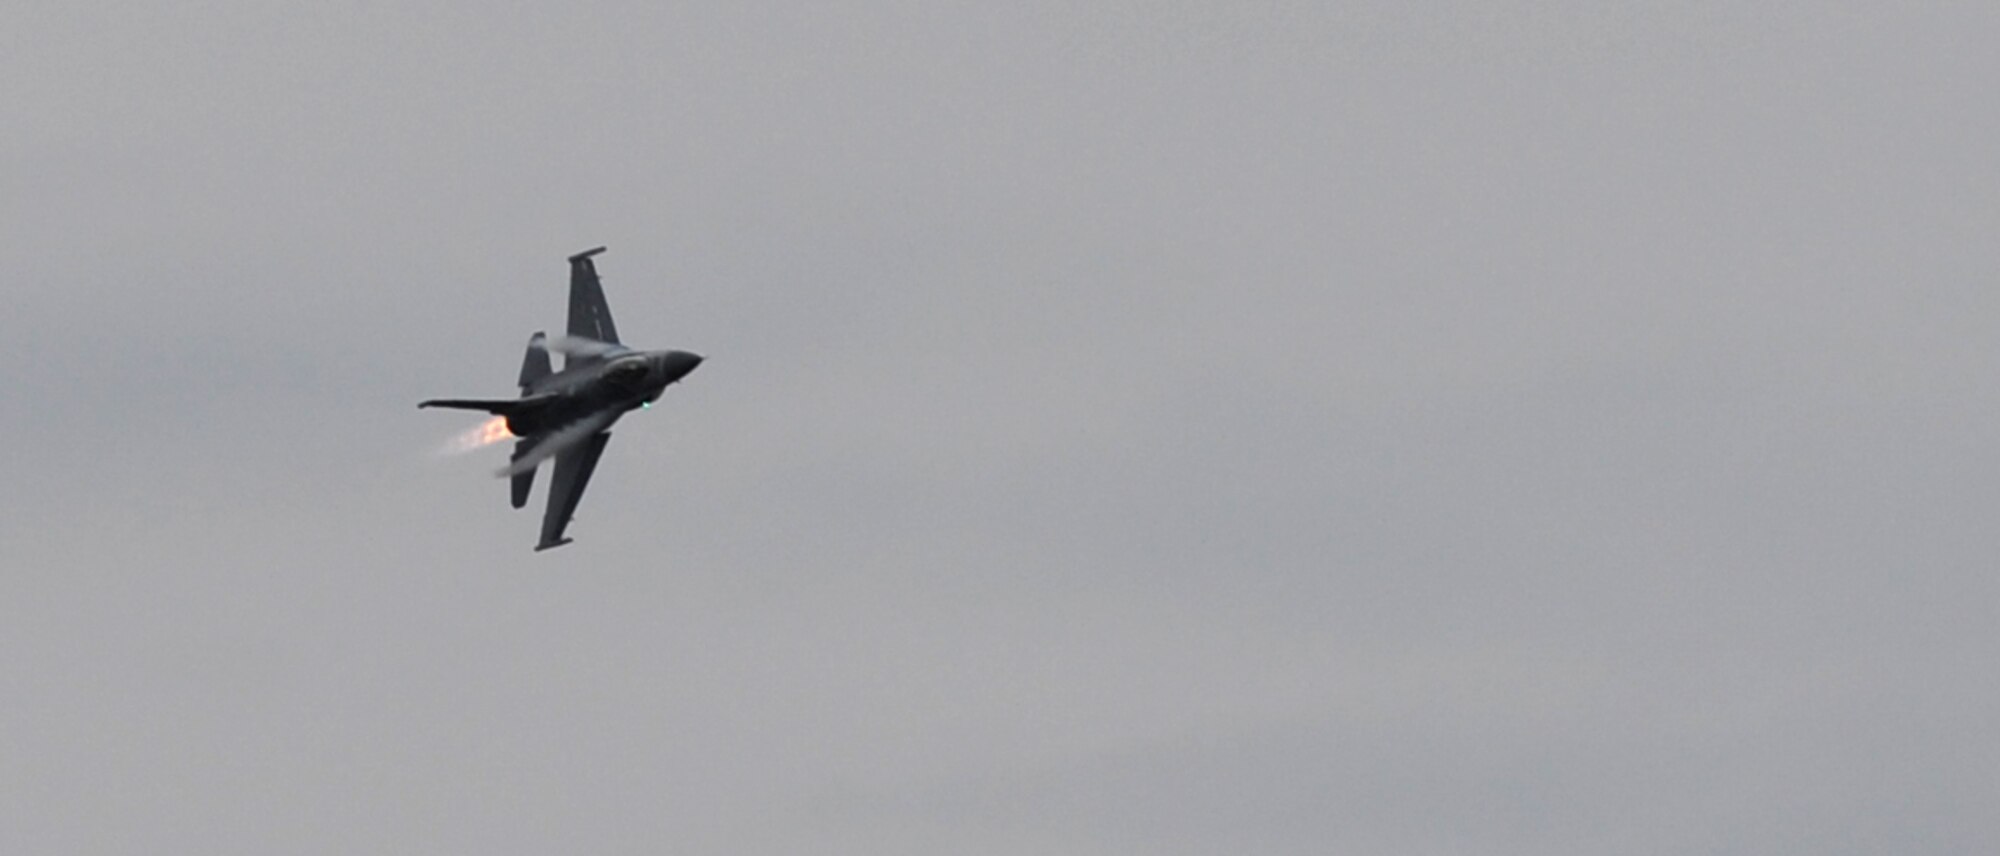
<box><xmin>444</xmin><ymin>416</ymin><xmax>515</xmax><ymax>453</ymax></box>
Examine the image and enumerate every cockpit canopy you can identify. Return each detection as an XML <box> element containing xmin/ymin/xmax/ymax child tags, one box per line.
<box><xmin>605</xmin><ymin>357</ymin><xmax>651</xmax><ymax>388</ymax></box>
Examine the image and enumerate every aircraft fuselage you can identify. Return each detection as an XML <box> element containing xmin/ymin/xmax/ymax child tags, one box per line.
<box><xmin>508</xmin><ymin>349</ymin><xmax>703</xmax><ymax>437</ymax></box>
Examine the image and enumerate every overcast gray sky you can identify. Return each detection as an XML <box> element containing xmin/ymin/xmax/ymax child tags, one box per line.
<box><xmin>4</xmin><ymin>3</ymin><xmax>1995</xmax><ymax>854</ymax></box>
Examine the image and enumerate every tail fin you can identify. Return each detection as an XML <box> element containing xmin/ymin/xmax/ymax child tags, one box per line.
<box><xmin>519</xmin><ymin>331</ymin><xmax>553</xmax><ymax>390</ymax></box>
<box><xmin>417</xmin><ymin>398</ymin><xmax>520</xmax><ymax>413</ymax></box>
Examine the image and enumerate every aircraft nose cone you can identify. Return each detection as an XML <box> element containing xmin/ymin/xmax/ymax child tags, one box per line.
<box><xmin>667</xmin><ymin>350</ymin><xmax>704</xmax><ymax>380</ymax></box>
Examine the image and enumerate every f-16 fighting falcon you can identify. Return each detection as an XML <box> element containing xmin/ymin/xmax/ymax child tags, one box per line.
<box><xmin>421</xmin><ymin>247</ymin><xmax>703</xmax><ymax>551</ymax></box>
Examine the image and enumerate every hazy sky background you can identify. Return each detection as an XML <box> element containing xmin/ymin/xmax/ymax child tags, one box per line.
<box><xmin>4</xmin><ymin>3</ymin><xmax>1995</xmax><ymax>853</ymax></box>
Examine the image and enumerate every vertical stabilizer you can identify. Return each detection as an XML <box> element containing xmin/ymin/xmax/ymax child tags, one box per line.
<box><xmin>518</xmin><ymin>331</ymin><xmax>553</xmax><ymax>390</ymax></box>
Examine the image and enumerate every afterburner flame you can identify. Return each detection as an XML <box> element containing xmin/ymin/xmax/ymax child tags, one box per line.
<box><xmin>442</xmin><ymin>416</ymin><xmax>515</xmax><ymax>454</ymax></box>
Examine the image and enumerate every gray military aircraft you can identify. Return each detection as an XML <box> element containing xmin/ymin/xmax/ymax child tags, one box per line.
<box><xmin>421</xmin><ymin>247</ymin><xmax>703</xmax><ymax>551</ymax></box>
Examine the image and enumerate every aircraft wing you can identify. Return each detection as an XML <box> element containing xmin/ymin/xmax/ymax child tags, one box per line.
<box><xmin>566</xmin><ymin>247</ymin><xmax>620</xmax><ymax>369</ymax></box>
<box><xmin>537</xmin><ymin>429</ymin><xmax>612</xmax><ymax>551</ymax></box>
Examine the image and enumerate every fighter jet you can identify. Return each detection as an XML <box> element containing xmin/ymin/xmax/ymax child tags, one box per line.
<box><xmin>421</xmin><ymin>247</ymin><xmax>703</xmax><ymax>551</ymax></box>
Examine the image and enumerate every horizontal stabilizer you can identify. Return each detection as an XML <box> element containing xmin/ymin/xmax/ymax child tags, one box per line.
<box><xmin>510</xmin><ymin>439</ymin><xmax>538</xmax><ymax>508</ymax></box>
<box><xmin>519</xmin><ymin>331</ymin><xmax>553</xmax><ymax>390</ymax></box>
<box><xmin>534</xmin><ymin>537</ymin><xmax>574</xmax><ymax>552</ymax></box>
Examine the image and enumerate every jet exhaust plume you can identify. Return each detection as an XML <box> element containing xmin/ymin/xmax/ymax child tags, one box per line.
<box><xmin>440</xmin><ymin>416</ymin><xmax>514</xmax><ymax>454</ymax></box>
